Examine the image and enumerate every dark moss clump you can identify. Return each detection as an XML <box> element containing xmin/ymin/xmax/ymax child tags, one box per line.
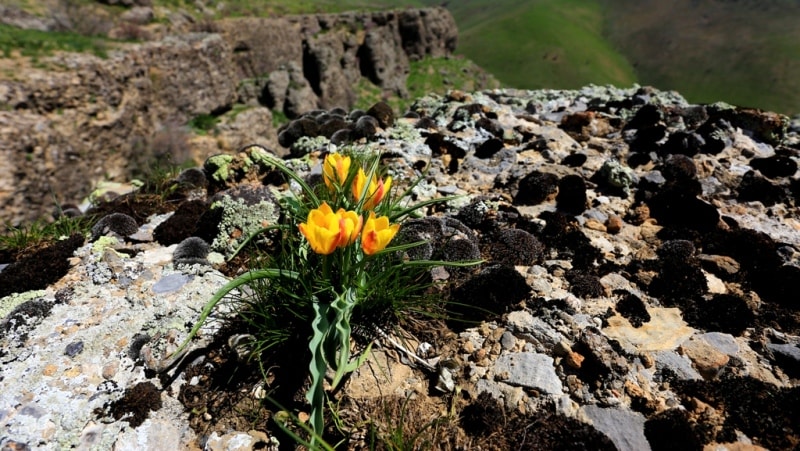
<box><xmin>488</xmin><ymin>228</ymin><xmax>545</xmax><ymax>266</ymax></box>
<box><xmin>682</xmin><ymin>293</ymin><xmax>754</xmax><ymax>336</ymax></box>
<box><xmin>176</xmin><ymin>167</ymin><xmax>208</xmax><ymax>189</ymax></box>
<box><xmin>439</xmin><ymin>236</ymin><xmax>481</xmax><ymax>263</ymax></box>
<box><xmin>127</xmin><ymin>333</ymin><xmax>151</xmax><ymax>362</ymax></box>
<box><xmin>277</xmin><ymin>117</ymin><xmax>319</xmax><ymax>149</ymax></box>
<box><xmin>173</xmin><ymin>237</ymin><xmax>210</xmax><ymax>266</ymax></box>
<box><xmin>153</xmin><ymin>200</ymin><xmax>207</xmax><ymax>245</ymax></box>
<box><xmin>474</xmin><ymin>138</ymin><xmax>504</xmax><ymax>159</ymax></box>
<box><xmin>659</xmin><ymin>154</ymin><xmax>698</xmax><ymax>184</ymax></box>
<box><xmin>0</xmin><ymin>234</ymin><xmax>84</xmax><ymax>298</ymax></box>
<box><xmin>561</xmin><ymin>152</ymin><xmax>587</xmax><ymax>167</ymax></box>
<box><xmin>448</xmin><ymin>264</ymin><xmax>531</xmax><ymax>325</ymax></box>
<box><xmin>107</xmin><ymin>381</ymin><xmax>163</xmax><ymax>428</ymax></box>
<box><xmin>648</xmin><ymin>240</ymin><xmax>707</xmax><ymax>303</ymax></box>
<box><xmin>475</xmin><ymin>117</ymin><xmax>503</xmax><ymax>138</ymax></box>
<box><xmin>645</xmin><ymin>183</ymin><xmax>720</xmax><ymax>231</ymax></box>
<box><xmin>644</xmin><ymin>408</ymin><xmax>704</xmax><ymax>451</ymax></box>
<box><xmin>366</xmin><ymin>101</ymin><xmax>394</xmax><ymax>129</ymax></box>
<box><xmin>566</xmin><ymin>270</ymin><xmax>604</xmax><ymax>298</ymax></box>
<box><xmin>761</xmin><ymin>264</ymin><xmax>800</xmax><ymax>309</ymax></box>
<box><xmin>415</xmin><ymin>116</ymin><xmax>437</xmax><ymax>130</ymax></box>
<box><xmin>461</xmin><ymin>393</ymin><xmax>616</xmax><ymax>450</ymax></box>
<box><xmin>319</xmin><ymin>117</ymin><xmax>349</xmax><ymax>138</ymax></box>
<box><xmin>702</xmin><ymin>228</ymin><xmax>785</xmax><ymax>303</ymax></box>
<box><xmin>91</xmin><ymin>213</ymin><xmax>139</xmax><ymax>241</ymax></box>
<box><xmin>2</xmin><ymin>299</ymin><xmax>52</xmax><ymax>336</ymax></box>
<box><xmin>455</xmin><ymin>198</ymin><xmax>494</xmax><ymax>231</ymax></box>
<box><xmin>673</xmin><ymin>375</ymin><xmax>800</xmax><ymax>450</ymax></box>
<box><xmin>538</xmin><ymin>211</ymin><xmax>601</xmax><ymax>270</ymax></box>
<box><xmin>615</xmin><ymin>291</ymin><xmax>651</xmax><ymax>328</ymax></box>
<box><xmin>353</xmin><ymin>115</ymin><xmax>379</xmax><ymax>140</ymax></box>
<box><xmin>749</xmin><ymin>155</ymin><xmax>798</xmax><ymax>179</ymax></box>
<box><xmin>556</xmin><ymin>174</ymin><xmax>587</xmax><ymax>215</ymax></box>
<box><xmin>514</xmin><ymin>171</ymin><xmax>558</xmax><ymax>206</ymax></box>
<box><xmin>737</xmin><ymin>170</ymin><xmax>789</xmax><ymax>206</ymax></box>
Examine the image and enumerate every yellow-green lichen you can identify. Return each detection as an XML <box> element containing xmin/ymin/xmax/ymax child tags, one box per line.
<box><xmin>0</xmin><ymin>290</ymin><xmax>46</xmax><ymax>318</ymax></box>
<box><xmin>210</xmin><ymin>196</ymin><xmax>280</xmax><ymax>257</ymax></box>
<box><xmin>92</xmin><ymin>236</ymin><xmax>119</xmax><ymax>254</ymax></box>
<box><xmin>206</xmin><ymin>154</ymin><xmax>234</xmax><ymax>183</ymax></box>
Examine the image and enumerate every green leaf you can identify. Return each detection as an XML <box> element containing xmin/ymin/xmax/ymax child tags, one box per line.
<box><xmin>169</xmin><ymin>268</ymin><xmax>300</xmax><ymax>359</ymax></box>
<box><xmin>307</xmin><ymin>299</ymin><xmax>330</xmax><ymax>442</ymax></box>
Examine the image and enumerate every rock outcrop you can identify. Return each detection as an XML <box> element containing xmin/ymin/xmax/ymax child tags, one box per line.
<box><xmin>0</xmin><ymin>7</ymin><xmax>458</xmax><ymax>225</ymax></box>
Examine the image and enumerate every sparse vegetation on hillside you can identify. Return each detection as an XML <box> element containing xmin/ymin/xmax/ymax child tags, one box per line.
<box><xmin>152</xmin><ymin>0</ymin><xmax>424</xmax><ymax>17</ymax></box>
<box><xmin>0</xmin><ymin>24</ymin><xmax>109</xmax><ymax>59</ymax></box>
<box><xmin>354</xmin><ymin>56</ymin><xmax>501</xmax><ymax>113</ymax></box>
<box><xmin>417</xmin><ymin>0</ymin><xmax>800</xmax><ymax>115</ymax></box>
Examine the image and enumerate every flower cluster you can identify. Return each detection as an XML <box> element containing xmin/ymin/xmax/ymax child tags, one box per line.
<box><xmin>300</xmin><ymin>154</ymin><xmax>399</xmax><ymax>256</ymax></box>
<box><xmin>172</xmin><ymin>145</ymin><xmax>476</xmax><ymax>445</ymax></box>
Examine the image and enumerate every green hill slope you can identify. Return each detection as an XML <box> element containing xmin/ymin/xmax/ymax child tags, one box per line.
<box><xmin>423</xmin><ymin>0</ymin><xmax>800</xmax><ymax>114</ymax></box>
<box><xmin>452</xmin><ymin>0</ymin><xmax>637</xmax><ymax>91</ymax></box>
<box><xmin>599</xmin><ymin>0</ymin><xmax>800</xmax><ymax>115</ymax></box>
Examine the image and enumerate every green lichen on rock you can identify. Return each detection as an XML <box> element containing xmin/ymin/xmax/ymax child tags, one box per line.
<box><xmin>292</xmin><ymin>135</ymin><xmax>330</xmax><ymax>156</ymax></box>
<box><xmin>91</xmin><ymin>236</ymin><xmax>118</xmax><ymax>254</ymax></box>
<box><xmin>210</xmin><ymin>195</ymin><xmax>280</xmax><ymax>257</ymax></box>
<box><xmin>205</xmin><ymin>154</ymin><xmax>234</xmax><ymax>183</ymax></box>
<box><xmin>597</xmin><ymin>159</ymin><xmax>638</xmax><ymax>194</ymax></box>
<box><xmin>0</xmin><ymin>290</ymin><xmax>46</xmax><ymax>319</ymax></box>
<box><xmin>386</xmin><ymin>119</ymin><xmax>421</xmax><ymax>141</ymax></box>
<box><xmin>245</xmin><ymin>145</ymin><xmax>276</xmax><ymax>169</ymax></box>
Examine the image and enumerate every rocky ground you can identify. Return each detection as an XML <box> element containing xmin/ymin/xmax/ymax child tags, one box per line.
<box><xmin>1</xmin><ymin>85</ymin><xmax>800</xmax><ymax>450</ymax></box>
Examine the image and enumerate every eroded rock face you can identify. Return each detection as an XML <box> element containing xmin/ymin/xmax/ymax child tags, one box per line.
<box><xmin>0</xmin><ymin>7</ymin><xmax>458</xmax><ymax>225</ymax></box>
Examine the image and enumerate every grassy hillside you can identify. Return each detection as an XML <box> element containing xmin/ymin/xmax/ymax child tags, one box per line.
<box><xmin>426</xmin><ymin>0</ymin><xmax>800</xmax><ymax>115</ymax></box>
<box><xmin>599</xmin><ymin>0</ymin><xmax>800</xmax><ymax>115</ymax></box>
<box><xmin>451</xmin><ymin>0</ymin><xmax>637</xmax><ymax>91</ymax></box>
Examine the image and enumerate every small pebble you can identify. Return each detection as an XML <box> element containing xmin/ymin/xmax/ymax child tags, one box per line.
<box><xmin>65</xmin><ymin>341</ymin><xmax>84</xmax><ymax>358</ymax></box>
<box><xmin>606</xmin><ymin>215</ymin><xmax>623</xmax><ymax>234</ymax></box>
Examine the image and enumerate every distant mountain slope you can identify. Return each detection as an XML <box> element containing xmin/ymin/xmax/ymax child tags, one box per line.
<box><xmin>451</xmin><ymin>0</ymin><xmax>637</xmax><ymax>91</ymax></box>
<box><xmin>599</xmin><ymin>0</ymin><xmax>800</xmax><ymax>115</ymax></box>
<box><xmin>416</xmin><ymin>0</ymin><xmax>799</xmax><ymax>115</ymax></box>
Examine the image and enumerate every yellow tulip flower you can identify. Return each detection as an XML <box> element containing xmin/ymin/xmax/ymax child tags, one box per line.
<box><xmin>322</xmin><ymin>153</ymin><xmax>351</xmax><ymax>190</ymax></box>
<box><xmin>298</xmin><ymin>202</ymin><xmax>345</xmax><ymax>255</ymax></box>
<box><xmin>360</xmin><ymin>211</ymin><xmax>400</xmax><ymax>255</ymax></box>
<box><xmin>352</xmin><ymin>168</ymin><xmax>392</xmax><ymax>210</ymax></box>
<box><xmin>336</xmin><ymin>208</ymin><xmax>363</xmax><ymax>246</ymax></box>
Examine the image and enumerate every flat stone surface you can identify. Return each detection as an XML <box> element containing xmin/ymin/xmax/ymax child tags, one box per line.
<box><xmin>701</xmin><ymin>332</ymin><xmax>740</xmax><ymax>356</ymax></box>
<box><xmin>581</xmin><ymin>405</ymin><xmax>651</xmax><ymax>451</ymax></box>
<box><xmin>653</xmin><ymin>350</ymin><xmax>703</xmax><ymax>381</ymax></box>
<box><xmin>603</xmin><ymin>307</ymin><xmax>695</xmax><ymax>353</ymax></box>
<box><xmin>493</xmin><ymin>352</ymin><xmax>562</xmax><ymax>395</ymax></box>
